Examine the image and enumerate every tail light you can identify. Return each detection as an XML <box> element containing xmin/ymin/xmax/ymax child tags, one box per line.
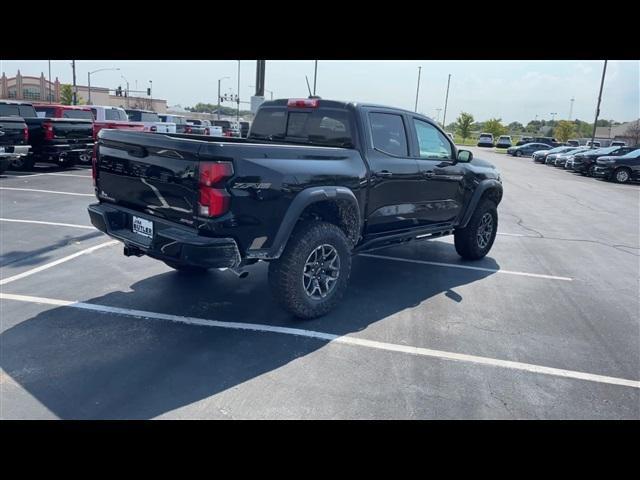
<box><xmin>223</xmin><ymin>131</ymin><xmax>232</xmax><ymax>137</ymax></box>
<box><xmin>23</xmin><ymin>126</ymin><xmax>29</xmax><ymax>143</ymax></box>
<box><xmin>287</xmin><ymin>98</ymin><xmax>320</xmax><ymax>108</ymax></box>
<box><xmin>198</xmin><ymin>161</ymin><xmax>233</xmax><ymax>217</ymax></box>
<box><xmin>150</xmin><ymin>125</ymin><xmax>157</xmax><ymax>133</ymax></box>
<box><xmin>184</xmin><ymin>126</ymin><xmax>192</xmax><ymax>134</ymax></box>
<box><xmin>43</xmin><ymin>122</ymin><xmax>54</xmax><ymax>140</ymax></box>
<box><xmin>205</xmin><ymin>127</ymin><xmax>210</xmax><ymax>135</ymax></box>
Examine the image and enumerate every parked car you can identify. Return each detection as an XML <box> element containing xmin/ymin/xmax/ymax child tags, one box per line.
<box><xmin>516</xmin><ymin>136</ymin><xmax>533</xmax><ymax>146</ymax></box>
<box><xmin>532</xmin><ymin>146</ymin><xmax>576</xmax><ymax>163</ymax></box>
<box><xmin>211</xmin><ymin>120</ymin><xmax>237</xmax><ymax>137</ymax></box>
<box><xmin>610</xmin><ymin>141</ymin><xmax>627</xmax><ymax>147</ymax></box>
<box><xmin>566</xmin><ymin>140</ymin><xmax>580</xmax><ymax>147</ymax></box>
<box><xmin>90</xmin><ymin>106</ymin><xmax>145</xmax><ymax>148</ymax></box>
<box><xmin>586</xmin><ymin>140</ymin><xmax>601</xmax><ymax>148</ymax></box>
<box><xmin>125</xmin><ymin>109</ymin><xmax>176</xmax><ymax>134</ymax></box>
<box><xmin>158</xmin><ymin>114</ymin><xmax>207</xmax><ymax>135</ymax></box>
<box><xmin>239</xmin><ymin>121</ymin><xmax>251</xmax><ymax>138</ymax></box>
<box><xmin>547</xmin><ymin>147</ymin><xmax>590</xmax><ymax>166</ymax></box>
<box><xmin>572</xmin><ymin>145</ymin><xmax>637</xmax><ymax>176</ymax></box>
<box><xmin>88</xmin><ymin>97</ymin><xmax>503</xmax><ymax>319</ymax></box>
<box><xmin>477</xmin><ymin>133</ymin><xmax>494</xmax><ymax>147</ymax></box>
<box><xmin>507</xmin><ymin>142</ymin><xmax>552</xmax><ymax>157</ymax></box>
<box><xmin>187</xmin><ymin>119</ymin><xmax>223</xmax><ymax>137</ymax></box>
<box><xmin>593</xmin><ymin>149</ymin><xmax>640</xmax><ymax>183</ymax></box>
<box><xmin>0</xmin><ymin>100</ymin><xmax>94</xmax><ymax>169</ymax></box>
<box><xmin>0</xmin><ymin>116</ymin><xmax>31</xmax><ymax>174</ymax></box>
<box><xmin>496</xmin><ymin>135</ymin><xmax>512</xmax><ymax>148</ymax></box>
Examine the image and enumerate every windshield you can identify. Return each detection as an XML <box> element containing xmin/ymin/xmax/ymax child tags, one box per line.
<box><xmin>63</xmin><ymin>109</ymin><xmax>94</xmax><ymax>120</ymax></box>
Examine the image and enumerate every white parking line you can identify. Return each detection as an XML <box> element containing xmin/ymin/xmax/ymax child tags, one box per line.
<box><xmin>497</xmin><ymin>232</ymin><xmax>528</xmax><ymax>237</ymax></box>
<box><xmin>0</xmin><ymin>241</ymin><xmax>118</xmax><ymax>286</ymax></box>
<box><xmin>0</xmin><ymin>218</ymin><xmax>95</xmax><ymax>230</ymax></box>
<box><xmin>3</xmin><ymin>172</ymin><xmax>90</xmax><ymax>179</ymax></box>
<box><xmin>0</xmin><ymin>187</ymin><xmax>94</xmax><ymax>197</ymax></box>
<box><xmin>2</xmin><ymin>292</ymin><xmax>637</xmax><ymax>389</ymax></box>
<box><xmin>359</xmin><ymin>253</ymin><xmax>573</xmax><ymax>281</ymax></box>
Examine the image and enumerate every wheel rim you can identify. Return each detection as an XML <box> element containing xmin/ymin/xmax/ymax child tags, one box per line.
<box><xmin>616</xmin><ymin>170</ymin><xmax>629</xmax><ymax>183</ymax></box>
<box><xmin>476</xmin><ymin>213</ymin><xmax>494</xmax><ymax>249</ymax></box>
<box><xmin>78</xmin><ymin>153</ymin><xmax>90</xmax><ymax>163</ymax></box>
<box><xmin>302</xmin><ymin>244</ymin><xmax>341</xmax><ymax>300</ymax></box>
<box><xmin>11</xmin><ymin>157</ymin><xmax>24</xmax><ymax>169</ymax></box>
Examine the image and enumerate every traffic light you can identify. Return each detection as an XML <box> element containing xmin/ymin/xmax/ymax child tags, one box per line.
<box><xmin>116</xmin><ymin>86</ymin><xmax>122</xmax><ymax>97</ymax></box>
<box><xmin>147</xmin><ymin>87</ymin><xmax>151</xmax><ymax>96</ymax></box>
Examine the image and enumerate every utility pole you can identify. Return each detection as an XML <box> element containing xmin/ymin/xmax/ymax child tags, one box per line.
<box><xmin>218</xmin><ymin>76</ymin><xmax>230</xmax><ymax>120</ymax></box>
<box><xmin>313</xmin><ymin>60</ymin><xmax>318</xmax><ymax>96</ymax></box>
<box><xmin>48</xmin><ymin>60</ymin><xmax>52</xmax><ymax>104</ymax></box>
<box><xmin>71</xmin><ymin>60</ymin><xmax>77</xmax><ymax>105</ymax></box>
<box><xmin>237</xmin><ymin>60</ymin><xmax>241</xmax><ymax>123</ymax></box>
<box><xmin>569</xmin><ymin>97</ymin><xmax>575</xmax><ymax>121</ymax></box>
<box><xmin>590</xmin><ymin>60</ymin><xmax>608</xmax><ymax>149</ymax></box>
<box><xmin>414</xmin><ymin>66</ymin><xmax>422</xmax><ymax>112</ymax></box>
<box><xmin>442</xmin><ymin>74</ymin><xmax>452</xmax><ymax>129</ymax></box>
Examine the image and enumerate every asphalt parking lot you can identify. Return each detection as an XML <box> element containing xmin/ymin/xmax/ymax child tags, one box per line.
<box><xmin>1</xmin><ymin>147</ymin><xmax>638</xmax><ymax>419</ymax></box>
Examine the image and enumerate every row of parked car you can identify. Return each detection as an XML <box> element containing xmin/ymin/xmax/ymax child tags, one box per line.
<box><xmin>0</xmin><ymin>99</ymin><xmax>251</xmax><ymax>172</ymax></box>
<box><xmin>510</xmin><ymin>142</ymin><xmax>639</xmax><ymax>184</ymax></box>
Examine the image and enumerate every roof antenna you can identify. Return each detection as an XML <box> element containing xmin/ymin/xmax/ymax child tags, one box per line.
<box><xmin>305</xmin><ymin>75</ymin><xmax>313</xmax><ymax>97</ymax></box>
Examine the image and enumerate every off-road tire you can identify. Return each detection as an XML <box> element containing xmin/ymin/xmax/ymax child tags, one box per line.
<box><xmin>454</xmin><ymin>199</ymin><xmax>498</xmax><ymax>260</ymax></box>
<box><xmin>164</xmin><ymin>260</ymin><xmax>210</xmax><ymax>274</ymax></box>
<box><xmin>269</xmin><ymin>221</ymin><xmax>352</xmax><ymax>319</ymax></box>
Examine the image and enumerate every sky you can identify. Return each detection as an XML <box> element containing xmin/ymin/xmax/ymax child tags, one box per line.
<box><xmin>1</xmin><ymin>60</ymin><xmax>638</xmax><ymax>124</ymax></box>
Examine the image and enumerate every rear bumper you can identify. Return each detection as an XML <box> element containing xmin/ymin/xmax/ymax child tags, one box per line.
<box><xmin>87</xmin><ymin>203</ymin><xmax>241</xmax><ymax>268</ymax></box>
<box><xmin>37</xmin><ymin>142</ymin><xmax>95</xmax><ymax>159</ymax></box>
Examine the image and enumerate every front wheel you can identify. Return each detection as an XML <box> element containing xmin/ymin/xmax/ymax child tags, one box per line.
<box><xmin>268</xmin><ymin>221</ymin><xmax>352</xmax><ymax>319</ymax></box>
<box><xmin>454</xmin><ymin>199</ymin><xmax>498</xmax><ymax>260</ymax></box>
<box><xmin>613</xmin><ymin>167</ymin><xmax>631</xmax><ymax>184</ymax></box>
<box><xmin>515</xmin><ymin>150</ymin><xmax>522</xmax><ymax>157</ymax></box>
<box><xmin>10</xmin><ymin>155</ymin><xmax>35</xmax><ymax>171</ymax></box>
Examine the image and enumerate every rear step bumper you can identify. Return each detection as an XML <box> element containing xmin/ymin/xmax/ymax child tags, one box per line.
<box><xmin>88</xmin><ymin>203</ymin><xmax>241</xmax><ymax>268</ymax></box>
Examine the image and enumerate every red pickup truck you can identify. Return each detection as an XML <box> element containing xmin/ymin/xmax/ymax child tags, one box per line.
<box><xmin>88</xmin><ymin>105</ymin><xmax>144</xmax><ymax>138</ymax></box>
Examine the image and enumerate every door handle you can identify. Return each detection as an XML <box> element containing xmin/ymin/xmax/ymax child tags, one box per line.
<box><xmin>377</xmin><ymin>170</ymin><xmax>393</xmax><ymax>177</ymax></box>
<box><xmin>423</xmin><ymin>171</ymin><xmax>435</xmax><ymax>178</ymax></box>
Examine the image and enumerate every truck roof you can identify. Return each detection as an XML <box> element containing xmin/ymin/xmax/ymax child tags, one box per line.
<box><xmin>33</xmin><ymin>103</ymin><xmax>92</xmax><ymax>111</ymax></box>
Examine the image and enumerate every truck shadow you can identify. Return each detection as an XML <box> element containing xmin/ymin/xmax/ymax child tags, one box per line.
<box><xmin>0</xmin><ymin>241</ymin><xmax>499</xmax><ymax>419</ymax></box>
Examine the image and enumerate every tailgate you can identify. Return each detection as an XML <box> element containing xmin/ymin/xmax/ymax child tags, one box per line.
<box><xmin>0</xmin><ymin>119</ymin><xmax>25</xmax><ymax>146</ymax></box>
<box><xmin>51</xmin><ymin>119</ymin><xmax>94</xmax><ymax>140</ymax></box>
<box><xmin>96</xmin><ymin>130</ymin><xmax>202</xmax><ymax>226</ymax></box>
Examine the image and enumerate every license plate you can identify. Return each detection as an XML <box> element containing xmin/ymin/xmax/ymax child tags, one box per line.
<box><xmin>132</xmin><ymin>216</ymin><xmax>153</xmax><ymax>239</ymax></box>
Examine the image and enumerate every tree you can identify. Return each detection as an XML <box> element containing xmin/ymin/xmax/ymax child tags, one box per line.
<box><xmin>508</xmin><ymin>121</ymin><xmax>524</xmax><ymax>132</ymax></box>
<box><xmin>483</xmin><ymin>118</ymin><xmax>507</xmax><ymax>138</ymax></box>
<box><xmin>624</xmin><ymin>120</ymin><xmax>640</xmax><ymax>145</ymax></box>
<box><xmin>455</xmin><ymin>112</ymin><xmax>474</xmax><ymax>143</ymax></box>
<box><xmin>553</xmin><ymin>120</ymin><xmax>576</xmax><ymax>142</ymax></box>
<box><xmin>60</xmin><ymin>84</ymin><xmax>74</xmax><ymax>105</ymax></box>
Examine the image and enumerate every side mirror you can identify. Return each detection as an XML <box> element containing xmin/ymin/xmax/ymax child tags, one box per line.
<box><xmin>457</xmin><ymin>149</ymin><xmax>473</xmax><ymax>163</ymax></box>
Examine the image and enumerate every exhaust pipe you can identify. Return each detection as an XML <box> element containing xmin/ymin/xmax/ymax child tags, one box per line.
<box><xmin>123</xmin><ymin>245</ymin><xmax>144</xmax><ymax>257</ymax></box>
<box><xmin>220</xmin><ymin>267</ymin><xmax>249</xmax><ymax>279</ymax></box>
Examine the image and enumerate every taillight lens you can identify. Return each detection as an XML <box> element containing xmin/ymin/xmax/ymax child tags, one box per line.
<box><xmin>43</xmin><ymin>122</ymin><xmax>54</xmax><ymax>140</ymax></box>
<box><xmin>185</xmin><ymin>126</ymin><xmax>192</xmax><ymax>134</ymax></box>
<box><xmin>198</xmin><ymin>161</ymin><xmax>233</xmax><ymax>217</ymax></box>
<box><xmin>150</xmin><ymin>125</ymin><xmax>157</xmax><ymax>132</ymax></box>
<box><xmin>205</xmin><ymin>127</ymin><xmax>210</xmax><ymax>135</ymax></box>
<box><xmin>23</xmin><ymin>126</ymin><xmax>29</xmax><ymax>143</ymax></box>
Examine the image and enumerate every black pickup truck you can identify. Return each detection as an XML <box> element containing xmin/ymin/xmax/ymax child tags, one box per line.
<box><xmin>0</xmin><ymin>100</ymin><xmax>94</xmax><ymax>169</ymax></box>
<box><xmin>88</xmin><ymin>98</ymin><xmax>503</xmax><ymax>318</ymax></box>
<box><xmin>0</xmin><ymin>116</ymin><xmax>31</xmax><ymax>174</ymax></box>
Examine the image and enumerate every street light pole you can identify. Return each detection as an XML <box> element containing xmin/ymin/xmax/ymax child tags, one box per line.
<box><xmin>590</xmin><ymin>60</ymin><xmax>608</xmax><ymax>149</ymax></box>
<box><xmin>48</xmin><ymin>60</ymin><xmax>52</xmax><ymax>104</ymax></box>
<box><xmin>569</xmin><ymin>97</ymin><xmax>575</xmax><ymax>121</ymax></box>
<box><xmin>414</xmin><ymin>66</ymin><xmax>422</xmax><ymax>112</ymax></box>
<box><xmin>442</xmin><ymin>74</ymin><xmax>452</xmax><ymax>128</ymax></box>
<box><xmin>87</xmin><ymin>67</ymin><xmax>120</xmax><ymax>105</ymax></box>
<box><xmin>71</xmin><ymin>60</ymin><xmax>77</xmax><ymax>105</ymax></box>
<box><xmin>237</xmin><ymin>60</ymin><xmax>241</xmax><ymax>123</ymax></box>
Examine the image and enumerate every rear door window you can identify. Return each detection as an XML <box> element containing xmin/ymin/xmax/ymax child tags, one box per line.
<box><xmin>369</xmin><ymin>112</ymin><xmax>408</xmax><ymax>157</ymax></box>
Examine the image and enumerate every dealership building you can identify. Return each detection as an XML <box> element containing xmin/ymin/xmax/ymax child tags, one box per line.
<box><xmin>1</xmin><ymin>70</ymin><xmax>167</xmax><ymax>112</ymax></box>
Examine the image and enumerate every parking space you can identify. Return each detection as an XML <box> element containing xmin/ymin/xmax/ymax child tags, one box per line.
<box><xmin>1</xmin><ymin>150</ymin><xmax>638</xmax><ymax>419</ymax></box>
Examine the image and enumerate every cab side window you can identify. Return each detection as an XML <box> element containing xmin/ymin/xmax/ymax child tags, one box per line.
<box><xmin>369</xmin><ymin>112</ymin><xmax>408</xmax><ymax>157</ymax></box>
<box><xmin>413</xmin><ymin>119</ymin><xmax>452</xmax><ymax>160</ymax></box>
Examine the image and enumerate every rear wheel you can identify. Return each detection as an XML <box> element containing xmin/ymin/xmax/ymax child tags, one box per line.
<box><xmin>268</xmin><ymin>221</ymin><xmax>352</xmax><ymax>319</ymax></box>
<box><xmin>10</xmin><ymin>155</ymin><xmax>35</xmax><ymax>170</ymax></box>
<box><xmin>454</xmin><ymin>199</ymin><xmax>498</xmax><ymax>260</ymax></box>
<box><xmin>613</xmin><ymin>167</ymin><xmax>631</xmax><ymax>184</ymax></box>
<box><xmin>164</xmin><ymin>260</ymin><xmax>210</xmax><ymax>274</ymax></box>
<box><xmin>515</xmin><ymin>150</ymin><xmax>522</xmax><ymax>157</ymax></box>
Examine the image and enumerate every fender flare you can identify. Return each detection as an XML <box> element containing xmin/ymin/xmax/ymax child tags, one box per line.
<box><xmin>459</xmin><ymin>179</ymin><xmax>503</xmax><ymax>228</ymax></box>
<box><xmin>260</xmin><ymin>186</ymin><xmax>361</xmax><ymax>259</ymax></box>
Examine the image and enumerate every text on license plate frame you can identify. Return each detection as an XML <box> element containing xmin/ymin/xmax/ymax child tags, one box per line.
<box><xmin>132</xmin><ymin>216</ymin><xmax>153</xmax><ymax>238</ymax></box>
